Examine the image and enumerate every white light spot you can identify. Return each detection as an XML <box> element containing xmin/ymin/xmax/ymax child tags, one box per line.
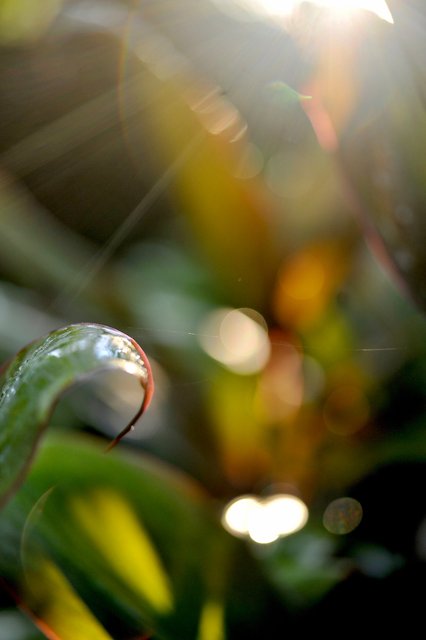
<box><xmin>263</xmin><ymin>494</ymin><xmax>309</xmax><ymax>536</ymax></box>
<box><xmin>227</xmin><ymin>0</ymin><xmax>393</xmax><ymax>23</ymax></box>
<box><xmin>199</xmin><ymin>308</ymin><xmax>270</xmax><ymax>374</ymax></box>
<box><xmin>222</xmin><ymin>494</ymin><xmax>309</xmax><ymax>544</ymax></box>
<box><xmin>247</xmin><ymin>502</ymin><xmax>281</xmax><ymax>544</ymax></box>
<box><xmin>221</xmin><ymin>495</ymin><xmax>259</xmax><ymax>536</ymax></box>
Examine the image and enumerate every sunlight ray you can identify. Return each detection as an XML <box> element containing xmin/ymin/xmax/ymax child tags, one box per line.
<box><xmin>229</xmin><ymin>0</ymin><xmax>393</xmax><ymax>23</ymax></box>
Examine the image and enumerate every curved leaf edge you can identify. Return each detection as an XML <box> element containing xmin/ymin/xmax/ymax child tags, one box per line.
<box><xmin>0</xmin><ymin>323</ymin><xmax>154</xmax><ymax>508</ymax></box>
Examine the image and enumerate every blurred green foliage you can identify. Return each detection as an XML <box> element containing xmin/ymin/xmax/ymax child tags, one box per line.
<box><xmin>0</xmin><ymin>0</ymin><xmax>425</xmax><ymax>638</ymax></box>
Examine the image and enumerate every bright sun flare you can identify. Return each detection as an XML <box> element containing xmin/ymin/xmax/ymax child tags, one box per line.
<box><xmin>238</xmin><ymin>0</ymin><xmax>394</xmax><ymax>23</ymax></box>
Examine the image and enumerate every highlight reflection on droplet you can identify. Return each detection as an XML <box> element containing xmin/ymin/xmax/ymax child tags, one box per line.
<box><xmin>323</xmin><ymin>497</ymin><xmax>363</xmax><ymax>534</ymax></box>
<box><xmin>199</xmin><ymin>308</ymin><xmax>270</xmax><ymax>374</ymax></box>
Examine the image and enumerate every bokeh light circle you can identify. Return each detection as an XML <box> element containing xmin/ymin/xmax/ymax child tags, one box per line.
<box><xmin>222</xmin><ymin>493</ymin><xmax>308</xmax><ymax>543</ymax></box>
<box><xmin>221</xmin><ymin>495</ymin><xmax>259</xmax><ymax>537</ymax></box>
<box><xmin>323</xmin><ymin>497</ymin><xmax>363</xmax><ymax>534</ymax></box>
<box><xmin>199</xmin><ymin>307</ymin><xmax>270</xmax><ymax>374</ymax></box>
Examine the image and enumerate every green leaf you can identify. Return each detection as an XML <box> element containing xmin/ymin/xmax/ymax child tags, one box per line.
<box><xmin>0</xmin><ymin>433</ymin><xmax>224</xmax><ymax>639</ymax></box>
<box><xmin>0</xmin><ymin>323</ymin><xmax>153</xmax><ymax>507</ymax></box>
<box><xmin>23</xmin><ymin>558</ymin><xmax>115</xmax><ymax>640</ymax></box>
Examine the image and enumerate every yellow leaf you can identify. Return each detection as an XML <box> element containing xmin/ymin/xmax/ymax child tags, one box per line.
<box><xmin>0</xmin><ymin>0</ymin><xmax>61</xmax><ymax>43</ymax></box>
<box><xmin>25</xmin><ymin>559</ymin><xmax>112</xmax><ymax>640</ymax></box>
<box><xmin>70</xmin><ymin>489</ymin><xmax>173</xmax><ymax>614</ymax></box>
<box><xmin>197</xmin><ymin>600</ymin><xmax>225</xmax><ymax>640</ymax></box>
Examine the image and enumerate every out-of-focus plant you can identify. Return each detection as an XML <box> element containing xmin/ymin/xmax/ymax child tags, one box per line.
<box><xmin>0</xmin><ymin>1</ymin><xmax>425</xmax><ymax>638</ymax></box>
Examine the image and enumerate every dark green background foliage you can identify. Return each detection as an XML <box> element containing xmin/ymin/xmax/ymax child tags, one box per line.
<box><xmin>0</xmin><ymin>1</ymin><xmax>425</xmax><ymax>638</ymax></box>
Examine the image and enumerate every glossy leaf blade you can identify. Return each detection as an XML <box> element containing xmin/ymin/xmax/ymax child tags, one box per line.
<box><xmin>0</xmin><ymin>323</ymin><xmax>153</xmax><ymax>506</ymax></box>
<box><xmin>4</xmin><ymin>433</ymin><xmax>219</xmax><ymax>640</ymax></box>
